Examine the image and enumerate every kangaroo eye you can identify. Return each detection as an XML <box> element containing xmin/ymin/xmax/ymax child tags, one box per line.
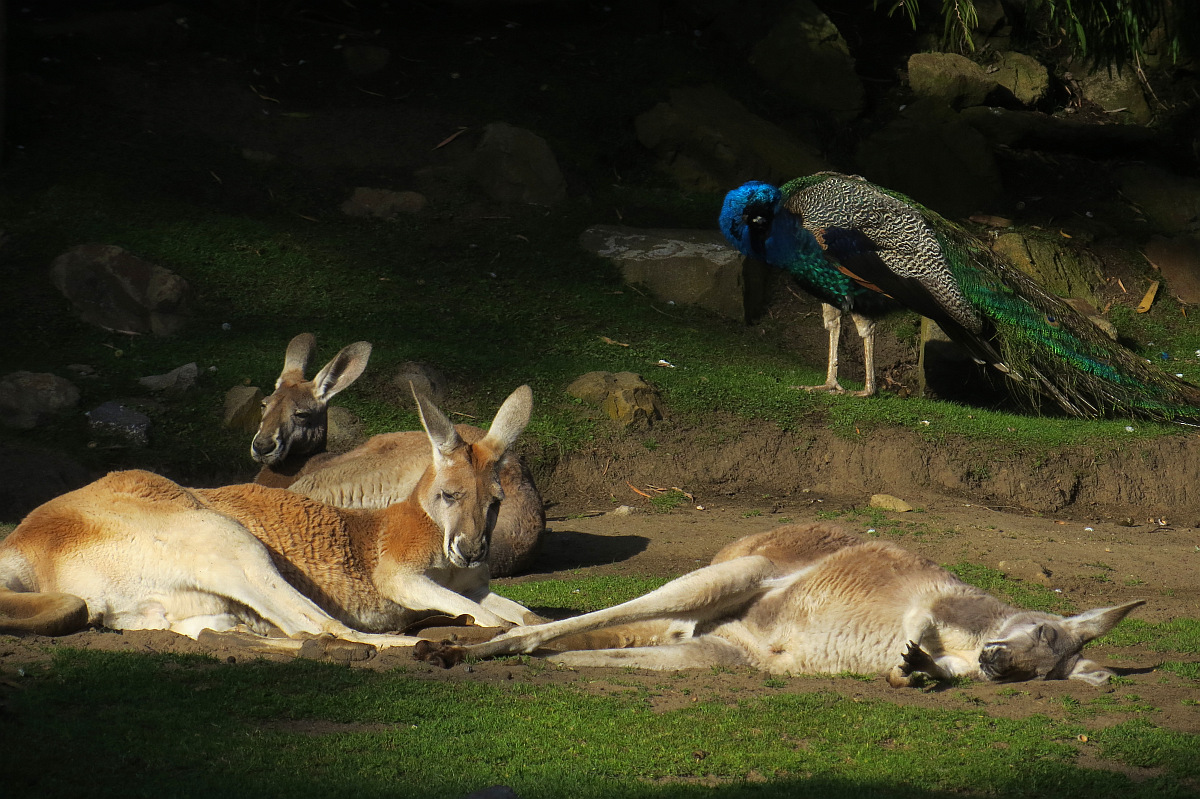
<box><xmin>441</xmin><ymin>491</ymin><xmax>464</xmax><ymax>503</ymax></box>
<box><xmin>294</xmin><ymin>410</ymin><xmax>313</xmax><ymax>420</ymax></box>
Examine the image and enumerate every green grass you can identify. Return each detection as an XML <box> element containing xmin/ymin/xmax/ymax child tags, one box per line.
<box><xmin>946</xmin><ymin>562</ymin><xmax>1076</xmax><ymax>613</ymax></box>
<box><xmin>2</xmin><ymin>648</ymin><xmax>1197</xmax><ymax>799</ymax></box>
<box><xmin>493</xmin><ymin>576</ymin><xmax>674</xmax><ymax>615</ymax></box>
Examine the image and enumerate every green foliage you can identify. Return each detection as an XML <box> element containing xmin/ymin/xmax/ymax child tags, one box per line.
<box><xmin>879</xmin><ymin>0</ymin><xmax>1200</xmax><ymax>66</ymax></box>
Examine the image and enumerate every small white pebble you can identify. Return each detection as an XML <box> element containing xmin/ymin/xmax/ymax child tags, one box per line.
<box><xmin>1084</xmin><ymin>527</ymin><xmax>1094</xmax><ymax>532</ymax></box>
<box><xmin>1125</xmin><ymin>426</ymin><xmax>1135</xmax><ymax>432</ymax></box>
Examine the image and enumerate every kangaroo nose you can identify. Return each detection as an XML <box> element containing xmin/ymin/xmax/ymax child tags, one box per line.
<box><xmin>252</xmin><ymin>438</ymin><xmax>277</xmax><ymax>457</ymax></box>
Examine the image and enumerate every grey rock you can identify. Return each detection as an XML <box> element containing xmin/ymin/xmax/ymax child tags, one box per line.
<box><xmin>990</xmin><ymin>232</ymin><xmax>1103</xmax><ymax>306</ymax></box>
<box><xmin>467</xmin><ymin>122</ymin><xmax>567</xmax><ymax>206</ymax></box>
<box><xmin>138</xmin><ymin>362</ymin><xmax>198</xmax><ymax>395</ymax></box>
<box><xmin>991</xmin><ymin>51</ymin><xmax>1049</xmax><ymax>106</ymax></box>
<box><xmin>907</xmin><ymin>52</ymin><xmax>997</xmax><ymax>108</ymax></box>
<box><xmin>0</xmin><ymin>447</ymin><xmax>95</xmax><ymax>522</ymax></box>
<box><xmin>87</xmin><ymin>401</ymin><xmax>152</xmax><ymax>446</ymax></box>
<box><xmin>869</xmin><ymin>494</ymin><xmax>912</xmax><ymax>512</ymax></box>
<box><xmin>579</xmin><ymin>225</ymin><xmax>767</xmax><ymax>322</ymax></box>
<box><xmin>1117</xmin><ymin>164</ymin><xmax>1200</xmax><ymax>235</ymax></box>
<box><xmin>855</xmin><ymin>103</ymin><xmax>1002</xmax><ymax>218</ymax></box>
<box><xmin>1143</xmin><ymin>236</ymin><xmax>1200</xmax><ymax>305</ymax></box>
<box><xmin>49</xmin><ymin>244</ymin><xmax>192</xmax><ymax>335</ymax></box>
<box><xmin>0</xmin><ymin>371</ymin><xmax>81</xmax><ymax>430</ymax></box>
<box><xmin>998</xmin><ymin>559</ymin><xmax>1053</xmax><ymax>587</ymax></box>
<box><xmin>748</xmin><ymin>1</ymin><xmax>864</xmax><ymax>122</ymax></box>
<box><xmin>1078</xmin><ymin>67</ymin><xmax>1151</xmax><ymax>125</ymax></box>
<box><xmin>223</xmin><ymin>385</ymin><xmax>264</xmax><ymax>434</ymax></box>
<box><xmin>341</xmin><ymin>187</ymin><xmax>428</xmax><ymax>218</ymax></box>
<box><xmin>567</xmin><ymin>371</ymin><xmax>664</xmax><ymax>428</ymax></box>
<box><xmin>634</xmin><ymin>84</ymin><xmax>829</xmax><ymax>192</ymax></box>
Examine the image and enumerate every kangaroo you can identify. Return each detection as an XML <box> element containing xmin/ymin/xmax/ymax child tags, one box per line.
<box><xmin>251</xmin><ymin>333</ymin><xmax>545</xmax><ymax>576</ymax></box>
<box><xmin>0</xmin><ymin>385</ymin><xmax>542</xmax><ymax>654</ymax></box>
<box><xmin>416</xmin><ymin>522</ymin><xmax>1144</xmax><ymax>686</ymax></box>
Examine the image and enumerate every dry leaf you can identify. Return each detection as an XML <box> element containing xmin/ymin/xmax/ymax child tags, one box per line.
<box><xmin>600</xmin><ymin>336</ymin><xmax>629</xmax><ymax>347</ymax></box>
<box><xmin>1137</xmin><ymin>280</ymin><xmax>1160</xmax><ymax>313</ymax></box>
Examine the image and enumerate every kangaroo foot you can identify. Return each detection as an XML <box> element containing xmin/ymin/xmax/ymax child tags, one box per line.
<box><xmin>413</xmin><ymin>639</ymin><xmax>467</xmax><ymax>669</ymax></box>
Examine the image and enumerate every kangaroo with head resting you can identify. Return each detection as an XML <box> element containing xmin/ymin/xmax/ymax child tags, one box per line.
<box><xmin>252</xmin><ymin>333</ymin><xmax>545</xmax><ymax>577</ymax></box>
<box><xmin>417</xmin><ymin>522</ymin><xmax>1143</xmax><ymax>686</ymax></box>
<box><xmin>0</xmin><ymin>385</ymin><xmax>542</xmax><ymax>653</ymax></box>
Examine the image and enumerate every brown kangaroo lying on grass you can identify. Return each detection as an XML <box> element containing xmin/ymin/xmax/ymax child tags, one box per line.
<box><xmin>251</xmin><ymin>332</ymin><xmax>545</xmax><ymax>576</ymax></box>
<box><xmin>417</xmin><ymin>522</ymin><xmax>1144</xmax><ymax>686</ymax></box>
<box><xmin>0</xmin><ymin>385</ymin><xmax>542</xmax><ymax>655</ymax></box>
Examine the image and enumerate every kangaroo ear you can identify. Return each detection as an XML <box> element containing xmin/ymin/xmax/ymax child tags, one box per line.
<box><xmin>413</xmin><ymin>382</ymin><xmax>462</xmax><ymax>456</ymax></box>
<box><xmin>482</xmin><ymin>385</ymin><xmax>532</xmax><ymax>454</ymax></box>
<box><xmin>1064</xmin><ymin>600</ymin><xmax>1145</xmax><ymax>643</ymax></box>
<box><xmin>278</xmin><ymin>332</ymin><xmax>317</xmax><ymax>388</ymax></box>
<box><xmin>1067</xmin><ymin>658</ymin><xmax>1115</xmax><ymax>686</ymax></box>
<box><xmin>311</xmin><ymin>342</ymin><xmax>372</xmax><ymax>402</ymax></box>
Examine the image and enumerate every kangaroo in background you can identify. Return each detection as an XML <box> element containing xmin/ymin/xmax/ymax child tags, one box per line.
<box><xmin>0</xmin><ymin>385</ymin><xmax>542</xmax><ymax>655</ymax></box>
<box><xmin>251</xmin><ymin>333</ymin><xmax>545</xmax><ymax>576</ymax></box>
<box><xmin>417</xmin><ymin>522</ymin><xmax>1143</xmax><ymax>686</ymax></box>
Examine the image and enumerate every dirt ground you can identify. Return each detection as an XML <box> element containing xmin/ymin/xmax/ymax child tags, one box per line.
<box><xmin>3</xmin><ymin>475</ymin><xmax>1197</xmax><ymax>739</ymax></box>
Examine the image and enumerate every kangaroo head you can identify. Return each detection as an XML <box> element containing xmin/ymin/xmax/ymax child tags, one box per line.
<box><xmin>979</xmin><ymin>600</ymin><xmax>1144</xmax><ymax>684</ymax></box>
<box><xmin>251</xmin><ymin>333</ymin><xmax>371</xmax><ymax>466</ymax></box>
<box><xmin>415</xmin><ymin>384</ymin><xmax>533</xmax><ymax>569</ymax></box>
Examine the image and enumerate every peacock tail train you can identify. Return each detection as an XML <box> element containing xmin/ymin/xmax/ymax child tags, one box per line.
<box><xmin>724</xmin><ymin>172</ymin><xmax>1200</xmax><ymax>422</ymax></box>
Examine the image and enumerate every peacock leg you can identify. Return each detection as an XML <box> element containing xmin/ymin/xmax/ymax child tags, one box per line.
<box><xmin>793</xmin><ymin>303</ymin><xmax>846</xmax><ymax>393</ymax></box>
<box><xmin>849</xmin><ymin>312</ymin><xmax>878</xmax><ymax>397</ymax></box>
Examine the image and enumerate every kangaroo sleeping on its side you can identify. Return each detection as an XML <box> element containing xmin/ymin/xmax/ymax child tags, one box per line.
<box><xmin>417</xmin><ymin>522</ymin><xmax>1143</xmax><ymax>686</ymax></box>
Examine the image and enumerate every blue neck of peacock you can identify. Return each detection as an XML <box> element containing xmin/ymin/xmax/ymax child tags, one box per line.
<box><xmin>760</xmin><ymin>207</ymin><xmax>827</xmax><ymax>278</ymax></box>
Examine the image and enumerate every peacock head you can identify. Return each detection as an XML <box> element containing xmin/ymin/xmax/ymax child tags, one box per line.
<box><xmin>720</xmin><ymin>181</ymin><xmax>784</xmax><ymax>257</ymax></box>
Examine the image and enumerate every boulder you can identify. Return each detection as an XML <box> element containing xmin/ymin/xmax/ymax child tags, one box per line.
<box><xmin>1143</xmin><ymin>236</ymin><xmax>1200</xmax><ymax>305</ymax></box>
<box><xmin>1078</xmin><ymin>67</ymin><xmax>1151</xmax><ymax>125</ymax></box>
<box><xmin>466</xmin><ymin>122</ymin><xmax>567</xmax><ymax>206</ymax></box>
<box><xmin>990</xmin><ymin>231</ymin><xmax>1104</xmax><ymax>306</ymax></box>
<box><xmin>855</xmin><ymin>103</ymin><xmax>1003</xmax><ymax>218</ymax></box>
<box><xmin>0</xmin><ymin>371</ymin><xmax>80</xmax><ymax>430</ymax></box>
<box><xmin>138</xmin><ymin>362</ymin><xmax>199</xmax><ymax>395</ymax></box>
<box><xmin>907</xmin><ymin>52</ymin><xmax>997</xmax><ymax>108</ymax></box>
<box><xmin>1117</xmin><ymin>164</ymin><xmax>1200</xmax><ymax>234</ymax></box>
<box><xmin>634</xmin><ymin>85</ymin><xmax>829</xmax><ymax>192</ymax></box>
<box><xmin>748</xmin><ymin>0</ymin><xmax>864</xmax><ymax>123</ymax></box>
<box><xmin>87</xmin><ymin>401</ymin><xmax>152</xmax><ymax>446</ymax></box>
<box><xmin>50</xmin><ymin>244</ymin><xmax>192</xmax><ymax>335</ymax></box>
<box><xmin>223</xmin><ymin>385</ymin><xmax>264</xmax><ymax>433</ymax></box>
<box><xmin>0</xmin><ymin>446</ymin><xmax>94</xmax><ymax>522</ymax></box>
<box><xmin>341</xmin><ymin>188</ymin><xmax>428</xmax><ymax>218</ymax></box>
<box><xmin>991</xmin><ymin>52</ymin><xmax>1049</xmax><ymax>106</ymax></box>
<box><xmin>567</xmin><ymin>371</ymin><xmax>665</xmax><ymax>427</ymax></box>
<box><xmin>580</xmin><ymin>225</ymin><xmax>767</xmax><ymax>322</ymax></box>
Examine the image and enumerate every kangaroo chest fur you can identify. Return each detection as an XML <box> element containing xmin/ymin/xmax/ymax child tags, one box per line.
<box><xmin>197</xmin><ymin>484</ymin><xmax>446</xmax><ymax>633</ymax></box>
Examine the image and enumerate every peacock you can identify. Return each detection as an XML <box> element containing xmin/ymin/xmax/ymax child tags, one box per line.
<box><xmin>719</xmin><ymin>171</ymin><xmax>1200</xmax><ymax>421</ymax></box>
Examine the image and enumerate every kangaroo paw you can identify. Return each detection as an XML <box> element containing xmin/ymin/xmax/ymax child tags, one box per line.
<box><xmin>887</xmin><ymin>641</ymin><xmax>936</xmax><ymax>688</ymax></box>
<box><xmin>413</xmin><ymin>639</ymin><xmax>466</xmax><ymax>669</ymax></box>
<box><xmin>297</xmin><ymin>633</ymin><xmax>376</xmax><ymax>663</ymax></box>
